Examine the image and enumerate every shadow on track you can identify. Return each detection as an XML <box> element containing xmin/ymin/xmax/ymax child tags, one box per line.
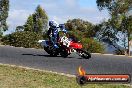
<box><xmin>21</xmin><ymin>53</ymin><xmax>74</xmax><ymax>58</ymax></box>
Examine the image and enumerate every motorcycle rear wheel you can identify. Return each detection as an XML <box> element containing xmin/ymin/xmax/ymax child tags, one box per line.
<box><xmin>44</xmin><ymin>46</ymin><xmax>58</xmax><ymax>56</ymax></box>
<box><xmin>44</xmin><ymin>47</ymin><xmax>51</xmax><ymax>54</ymax></box>
<box><xmin>60</xmin><ymin>47</ymin><xmax>69</xmax><ymax>58</ymax></box>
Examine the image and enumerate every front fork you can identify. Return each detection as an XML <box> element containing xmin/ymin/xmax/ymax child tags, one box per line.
<box><xmin>68</xmin><ymin>48</ymin><xmax>78</xmax><ymax>55</ymax></box>
<box><xmin>76</xmin><ymin>49</ymin><xmax>83</xmax><ymax>56</ymax></box>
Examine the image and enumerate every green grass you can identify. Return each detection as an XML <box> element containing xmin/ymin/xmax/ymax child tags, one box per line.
<box><xmin>0</xmin><ymin>65</ymin><xmax>130</xmax><ymax>88</ymax></box>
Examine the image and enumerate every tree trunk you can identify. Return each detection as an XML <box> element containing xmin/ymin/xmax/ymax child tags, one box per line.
<box><xmin>127</xmin><ymin>33</ymin><xmax>130</xmax><ymax>56</ymax></box>
<box><xmin>123</xmin><ymin>33</ymin><xmax>127</xmax><ymax>55</ymax></box>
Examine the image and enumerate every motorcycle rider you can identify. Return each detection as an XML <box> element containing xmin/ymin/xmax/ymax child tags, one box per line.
<box><xmin>47</xmin><ymin>20</ymin><xmax>67</xmax><ymax>48</ymax></box>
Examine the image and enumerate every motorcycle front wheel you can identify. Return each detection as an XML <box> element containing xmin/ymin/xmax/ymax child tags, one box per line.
<box><xmin>77</xmin><ymin>49</ymin><xmax>91</xmax><ymax>59</ymax></box>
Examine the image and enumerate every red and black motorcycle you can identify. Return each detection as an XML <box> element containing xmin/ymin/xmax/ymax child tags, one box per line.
<box><xmin>38</xmin><ymin>35</ymin><xmax>91</xmax><ymax>59</ymax></box>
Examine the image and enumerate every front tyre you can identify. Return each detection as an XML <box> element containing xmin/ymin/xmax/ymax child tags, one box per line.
<box><xmin>77</xmin><ymin>49</ymin><xmax>91</xmax><ymax>59</ymax></box>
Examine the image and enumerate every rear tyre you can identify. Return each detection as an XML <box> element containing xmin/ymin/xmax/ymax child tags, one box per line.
<box><xmin>77</xmin><ymin>49</ymin><xmax>91</xmax><ymax>59</ymax></box>
<box><xmin>60</xmin><ymin>47</ymin><xmax>69</xmax><ymax>58</ymax></box>
<box><xmin>44</xmin><ymin>47</ymin><xmax>51</xmax><ymax>54</ymax></box>
<box><xmin>44</xmin><ymin>46</ymin><xmax>58</xmax><ymax>57</ymax></box>
<box><xmin>50</xmin><ymin>51</ymin><xmax>58</xmax><ymax>56</ymax></box>
<box><xmin>49</xmin><ymin>47</ymin><xmax>59</xmax><ymax>56</ymax></box>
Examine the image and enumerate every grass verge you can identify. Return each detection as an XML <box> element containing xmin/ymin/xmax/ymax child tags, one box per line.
<box><xmin>0</xmin><ymin>64</ymin><xmax>130</xmax><ymax>88</ymax></box>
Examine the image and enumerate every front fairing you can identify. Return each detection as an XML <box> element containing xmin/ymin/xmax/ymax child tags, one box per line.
<box><xmin>69</xmin><ymin>41</ymin><xmax>83</xmax><ymax>49</ymax></box>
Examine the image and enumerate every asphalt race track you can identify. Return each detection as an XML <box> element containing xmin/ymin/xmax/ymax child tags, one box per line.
<box><xmin>0</xmin><ymin>46</ymin><xmax>132</xmax><ymax>77</ymax></box>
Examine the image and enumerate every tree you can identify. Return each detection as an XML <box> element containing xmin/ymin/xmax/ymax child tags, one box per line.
<box><xmin>65</xmin><ymin>19</ymin><xmax>96</xmax><ymax>37</ymax></box>
<box><xmin>2</xmin><ymin>31</ymin><xmax>43</xmax><ymax>48</ymax></box>
<box><xmin>81</xmin><ymin>38</ymin><xmax>105</xmax><ymax>53</ymax></box>
<box><xmin>96</xmin><ymin>0</ymin><xmax>132</xmax><ymax>55</ymax></box>
<box><xmin>24</xmin><ymin>15</ymin><xmax>34</xmax><ymax>32</ymax></box>
<box><xmin>96</xmin><ymin>20</ymin><xmax>123</xmax><ymax>53</ymax></box>
<box><xmin>16</xmin><ymin>26</ymin><xmax>24</xmax><ymax>32</ymax></box>
<box><xmin>0</xmin><ymin>0</ymin><xmax>9</xmax><ymax>37</ymax></box>
<box><xmin>24</xmin><ymin>5</ymin><xmax>48</xmax><ymax>33</ymax></box>
<box><xmin>65</xmin><ymin>19</ymin><xmax>105</xmax><ymax>53</ymax></box>
<box><xmin>33</xmin><ymin>5</ymin><xmax>48</xmax><ymax>33</ymax></box>
<box><xmin>120</xmin><ymin>16</ymin><xmax>132</xmax><ymax>55</ymax></box>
